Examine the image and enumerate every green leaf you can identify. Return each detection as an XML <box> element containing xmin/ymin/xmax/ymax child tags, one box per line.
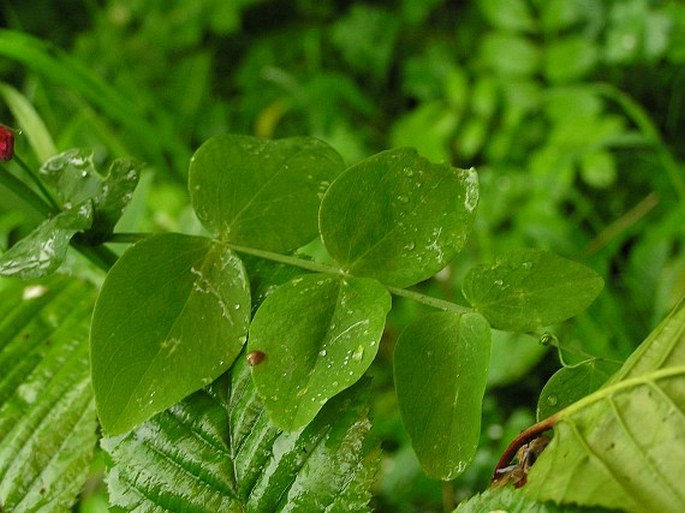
<box><xmin>462</xmin><ymin>249</ymin><xmax>604</xmax><ymax>331</ymax></box>
<box><xmin>248</xmin><ymin>273</ymin><xmax>391</xmax><ymax>431</ymax></box>
<box><xmin>39</xmin><ymin>149</ymin><xmax>103</xmax><ymax>208</ymax></box>
<box><xmin>389</xmin><ymin>101</ymin><xmax>460</xmax><ymax>162</ymax></box>
<box><xmin>319</xmin><ymin>148</ymin><xmax>478</xmax><ymax>288</ymax></box>
<box><xmin>544</xmin><ymin>36</ymin><xmax>598</xmax><ymax>83</ymax></box>
<box><xmin>38</xmin><ymin>149</ymin><xmax>142</xmax><ymax>243</ymax></box>
<box><xmin>0</xmin><ymin>276</ymin><xmax>98</xmax><ymax>512</ymax></box>
<box><xmin>0</xmin><ymin>149</ymin><xmax>138</xmax><ymax>279</ymax></box>
<box><xmin>188</xmin><ymin>133</ymin><xmax>344</xmax><ymax>252</ymax></box>
<box><xmin>394</xmin><ymin>311</ymin><xmax>491</xmax><ymax>480</ymax></box>
<box><xmin>240</xmin><ymin>253</ymin><xmax>309</xmax><ymax>314</ymax></box>
<box><xmin>102</xmin><ymin>356</ymin><xmax>378</xmax><ymax>512</ymax></box>
<box><xmin>480</xmin><ymin>32</ymin><xmax>540</xmax><ymax>76</ymax></box>
<box><xmin>84</xmin><ymin>158</ymin><xmax>141</xmax><ymax>244</ymax></box>
<box><xmin>523</xmin><ymin>299</ymin><xmax>685</xmax><ymax>513</ymax></box>
<box><xmin>536</xmin><ymin>359</ymin><xmax>620</xmax><ymax>420</ymax></box>
<box><xmin>579</xmin><ymin>150</ymin><xmax>617</xmax><ymax>189</ymax></box>
<box><xmin>541</xmin><ymin>0</ymin><xmax>583</xmax><ymax>33</ymax></box>
<box><xmin>0</xmin><ymin>203</ymin><xmax>93</xmax><ymax>279</ymax></box>
<box><xmin>91</xmin><ymin>233</ymin><xmax>250</xmax><ymax>435</ymax></box>
<box><xmin>330</xmin><ymin>5</ymin><xmax>400</xmax><ymax>79</ymax></box>
<box><xmin>479</xmin><ymin>0</ymin><xmax>536</xmax><ymax>33</ymax></box>
<box><xmin>454</xmin><ymin>486</ymin><xmax>617</xmax><ymax>512</ymax></box>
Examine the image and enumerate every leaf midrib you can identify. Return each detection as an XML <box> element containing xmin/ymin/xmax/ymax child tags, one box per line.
<box><xmin>557</xmin><ymin>365</ymin><xmax>685</xmax><ymax>419</ymax></box>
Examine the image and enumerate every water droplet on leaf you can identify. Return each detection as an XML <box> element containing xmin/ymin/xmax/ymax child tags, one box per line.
<box><xmin>352</xmin><ymin>345</ymin><xmax>364</xmax><ymax>361</ymax></box>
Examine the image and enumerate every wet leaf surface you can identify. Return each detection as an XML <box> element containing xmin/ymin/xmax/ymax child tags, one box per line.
<box><xmin>0</xmin><ymin>276</ymin><xmax>98</xmax><ymax>511</ymax></box>
<box><xmin>394</xmin><ymin>311</ymin><xmax>491</xmax><ymax>480</ymax></box>
<box><xmin>0</xmin><ymin>202</ymin><xmax>92</xmax><ymax>279</ymax></box>
<box><xmin>319</xmin><ymin>148</ymin><xmax>478</xmax><ymax>287</ymax></box>
<box><xmin>248</xmin><ymin>273</ymin><xmax>390</xmax><ymax>431</ymax></box>
<box><xmin>91</xmin><ymin>233</ymin><xmax>250</xmax><ymax>435</ymax></box>
<box><xmin>102</xmin><ymin>356</ymin><xmax>378</xmax><ymax>512</ymax></box>
<box><xmin>189</xmin><ymin>134</ymin><xmax>344</xmax><ymax>253</ymax></box>
<box><xmin>462</xmin><ymin>249</ymin><xmax>604</xmax><ymax>331</ymax></box>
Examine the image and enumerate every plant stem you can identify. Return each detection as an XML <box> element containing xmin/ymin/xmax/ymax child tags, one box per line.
<box><xmin>107</xmin><ymin>232</ymin><xmax>150</xmax><ymax>244</ymax></box>
<box><xmin>14</xmin><ymin>154</ymin><xmax>61</xmax><ymax>210</ymax></box>
<box><xmin>441</xmin><ymin>480</ymin><xmax>455</xmax><ymax>512</ymax></box>
<box><xmin>582</xmin><ymin>191</ymin><xmax>659</xmax><ymax>256</ymax></box>
<box><xmin>0</xmin><ymin>163</ymin><xmax>54</xmax><ymax>217</ymax></box>
<box><xmin>227</xmin><ymin>244</ymin><xmax>472</xmax><ymax>313</ymax></box>
<box><xmin>386</xmin><ymin>285</ymin><xmax>471</xmax><ymax>314</ymax></box>
<box><xmin>227</xmin><ymin>243</ymin><xmax>346</xmax><ymax>275</ymax></box>
<box><xmin>72</xmin><ymin>241</ymin><xmax>118</xmax><ymax>270</ymax></box>
<box><xmin>109</xmin><ymin>234</ymin><xmax>474</xmax><ymax>314</ymax></box>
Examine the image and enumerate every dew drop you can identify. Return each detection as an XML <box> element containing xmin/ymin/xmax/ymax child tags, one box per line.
<box><xmin>319</xmin><ymin>349</ymin><xmax>327</xmax><ymax>357</ymax></box>
<box><xmin>234</xmin><ymin>304</ymin><xmax>241</xmax><ymax>310</ymax></box>
<box><xmin>403</xmin><ymin>241</ymin><xmax>416</xmax><ymax>251</ymax></box>
<box><xmin>396</xmin><ymin>194</ymin><xmax>409</xmax><ymax>204</ymax></box>
<box><xmin>403</xmin><ymin>167</ymin><xmax>414</xmax><ymax>177</ymax></box>
<box><xmin>522</xmin><ymin>261</ymin><xmax>533</xmax><ymax>270</ymax></box>
<box><xmin>22</xmin><ymin>285</ymin><xmax>48</xmax><ymax>300</ymax></box>
<box><xmin>547</xmin><ymin>395</ymin><xmax>558</xmax><ymax>406</ymax></box>
<box><xmin>352</xmin><ymin>345</ymin><xmax>364</xmax><ymax>361</ymax></box>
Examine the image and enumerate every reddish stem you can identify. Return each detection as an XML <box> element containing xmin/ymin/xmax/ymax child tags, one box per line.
<box><xmin>492</xmin><ymin>414</ymin><xmax>557</xmax><ymax>482</ymax></box>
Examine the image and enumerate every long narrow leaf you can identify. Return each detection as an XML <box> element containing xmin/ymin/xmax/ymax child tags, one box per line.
<box><xmin>0</xmin><ymin>276</ymin><xmax>98</xmax><ymax>512</ymax></box>
<box><xmin>0</xmin><ymin>82</ymin><xmax>57</xmax><ymax>162</ymax></box>
<box><xmin>0</xmin><ymin>29</ymin><xmax>184</xmax><ymax>176</ymax></box>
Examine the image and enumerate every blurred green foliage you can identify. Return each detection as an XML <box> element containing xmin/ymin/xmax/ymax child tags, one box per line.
<box><xmin>1</xmin><ymin>0</ymin><xmax>684</xmax><ymax>511</ymax></box>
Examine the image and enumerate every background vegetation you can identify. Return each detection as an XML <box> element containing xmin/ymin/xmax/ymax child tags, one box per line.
<box><xmin>1</xmin><ymin>1</ymin><xmax>684</xmax><ymax>511</ymax></box>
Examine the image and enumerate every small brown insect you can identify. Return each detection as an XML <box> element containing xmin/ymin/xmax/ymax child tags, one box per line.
<box><xmin>491</xmin><ymin>415</ymin><xmax>556</xmax><ymax>489</ymax></box>
<box><xmin>246</xmin><ymin>350</ymin><xmax>265</xmax><ymax>366</ymax></box>
<box><xmin>492</xmin><ymin>434</ymin><xmax>550</xmax><ymax>488</ymax></box>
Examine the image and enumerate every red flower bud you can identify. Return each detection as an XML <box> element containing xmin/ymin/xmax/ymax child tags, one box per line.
<box><xmin>0</xmin><ymin>125</ymin><xmax>15</xmax><ymax>161</ymax></box>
